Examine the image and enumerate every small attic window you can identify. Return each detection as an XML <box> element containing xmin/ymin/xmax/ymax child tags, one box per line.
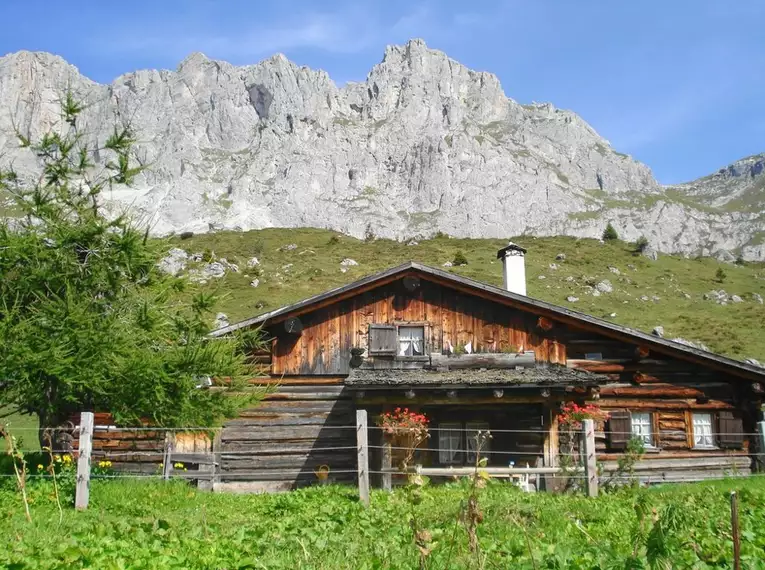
<box><xmin>398</xmin><ymin>326</ymin><xmax>425</xmax><ymax>357</ymax></box>
<box><xmin>368</xmin><ymin>323</ymin><xmax>429</xmax><ymax>358</ymax></box>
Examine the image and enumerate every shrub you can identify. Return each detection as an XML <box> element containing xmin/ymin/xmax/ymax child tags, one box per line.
<box><xmin>202</xmin><ymin>248</ymin><xmax>215</xmax><ymax>263</ymax></box>
<box><xmin>364</xmin><ymin>223</ymin><xmax>375</xmax><ymax>243</ymax></box>
<box><xmin>327</xmin><ymin>235</ymin><xmax>340</xmax><ymax>245</ymax></box>
<box><xmin>452</xmin><ymin>251</ymin><xmax>468</xmax><ymax>266</ymax></box>
<box><xmin>715</xmin><ymin>267</ymin><xmax>727</xmax><ymax>283</ymax></box>
<box><xmin>634</xmin><ymin>236</ymin><xmax>649</xmax><ymax>253</ymax></box>
<box><xmin>602</xmin><ymin>223</ymin><xmax>619</xmax><ymax>241</ymax></box>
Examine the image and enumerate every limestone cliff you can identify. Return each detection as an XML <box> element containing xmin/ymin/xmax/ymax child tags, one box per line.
<box><xmin>0</xmin><ymin>40</ymin><xmax>762</xmax><ymax>259</ymax></box>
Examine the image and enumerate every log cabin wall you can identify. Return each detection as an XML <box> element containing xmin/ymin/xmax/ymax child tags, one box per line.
<box><xmin>217</xmin><ymin>380</ymin><xmax>356</xmax><ymax>492</ymax></box>
<box><xmin>558</xmin><ymin>324</ymin><xmax>759</xmax><ymax>481</ymax></box>
<box><xmin>269</xmin><ymin>277</ymin><xmax>566</xmax><ymax>375</ymax></box>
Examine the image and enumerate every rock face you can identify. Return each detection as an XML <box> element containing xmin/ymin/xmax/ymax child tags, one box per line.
<box><xmin>0</xmin><ymin>41</ymin><xmax>763</xmax><ymax>259</ymax></box>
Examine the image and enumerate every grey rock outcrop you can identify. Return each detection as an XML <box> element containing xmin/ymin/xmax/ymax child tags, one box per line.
<box><xmin>214</xmin><ymin>313</ymin><xmax>230</xmax><ymax>329</ymax></box>
<box><xmin>158</xmin><ymin>248</ymin><xmax>189</xmax><ymax>276</ymax></box>
<box><xmin>596</xmin><ymin>280</ymin><xmax>613</xmax><ymax>293</ymax></box>
<box><xmin>670</xmin><ymin>337</ymin><xmax>710</xmax><ymax>352</ymax></box>
<box><xmin>0</xmin><ymin>43</ymin><xmax>763</xmax><ymax>259</ymax></box>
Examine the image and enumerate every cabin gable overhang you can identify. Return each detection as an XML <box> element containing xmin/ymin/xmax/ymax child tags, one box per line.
<box><xmin>211</xmin><ymin>262</ymin><xmax>765</xmax><ymax>383</ymax></box>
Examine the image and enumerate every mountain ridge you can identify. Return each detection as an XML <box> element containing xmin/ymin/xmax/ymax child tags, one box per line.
<box><xmin>0</xmin><ymin>40</ymin><xmax>763</xmax><ymax>259</ymax></box>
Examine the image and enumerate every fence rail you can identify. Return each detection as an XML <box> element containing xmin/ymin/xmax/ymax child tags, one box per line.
<box><xmin>5</xmin><ymin>413</ymin><xmax>765</xmax><ymax>509</ymax></box>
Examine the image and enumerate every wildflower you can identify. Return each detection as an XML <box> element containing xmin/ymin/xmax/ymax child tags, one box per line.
<box><xmin>174</xmin><ymin>462</ymin><xmax>185</xmax><ymax>469</ymax></box>
<box><xmin>54</xmin><ymin>454</ymin><xmax>62</xmax><ymax>463</ymax></box>
<box><xmin>37</xmin><ymin>464</ymin><xmax>44</xmax><ymax>471</ymax></box>
<box><xmin>62</xmin><ymin>455</ymin><xmax>73</xmax><ymax>464</ymax></box>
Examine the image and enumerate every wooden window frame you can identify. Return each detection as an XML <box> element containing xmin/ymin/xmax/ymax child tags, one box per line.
<box><xmin>393</xmin><ymin>321</ymin><xmax>430</xmax><ymax>362</ymax></box>
<box><xmin>690</xmin><ymin>411</ymin><xmax>718</xmax><ymax>450</ymax></box>
<box><xmin>630</xmin><ymin>411</ymin><xmax>658</xmax><ymax>450</ymax></box>
<box><xmin>438</xmin><ymin>422</ymin><xmax>463</xmax><ymax>465</ymax></box>
<box><xmin>465</xmin><ymin>421</ymin><xmax>491</xmax><ymax>464</ymax></box>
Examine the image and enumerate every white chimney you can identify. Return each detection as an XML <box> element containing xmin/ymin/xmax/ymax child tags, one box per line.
<box><xmin>496</xmin><ymin>242</ymin><xmax>527</xmax><ymax>295</ymax></box>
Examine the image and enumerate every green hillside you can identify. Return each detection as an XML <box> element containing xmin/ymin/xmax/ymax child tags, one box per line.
<box><xmin>169</xmin><ymin>228</ymin><xmax>765</xmax><ymax>362</ymax></box>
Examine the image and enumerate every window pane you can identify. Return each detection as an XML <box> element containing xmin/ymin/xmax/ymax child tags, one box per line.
<box><xmin>693</xmin><ymin>413</ymin><xmax>715</xmax><ymax>448</ymax></box>
<box><xmin>438</xmin><ymin>422</ymin><xmax>462</xmax><ymax>464</ymax></box>
<box><xmin>631</xmin><ymin>412</ymin><xmax>653</xmax><ymax>447</ymax></box>
<box><xmin>398</xmin><ymin>326</ymin><xmax>425</xmax><ymax>356</ymax></box>
<box><xmin>466</xmin><ymin>422</ymin><xmax>490</xmax><ymax>464</ymax></box>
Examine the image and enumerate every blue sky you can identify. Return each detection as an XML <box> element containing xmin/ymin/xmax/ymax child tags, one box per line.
<box><xmin>1</xmin><ymin>0</ymin><xmax>763</xmax><ymax>184</ymax></box>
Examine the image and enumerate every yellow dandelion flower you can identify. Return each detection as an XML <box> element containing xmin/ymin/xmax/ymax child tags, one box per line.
<box><xmin>174</xmin><ymin>462</ymin><xmax>184</xmax><ymax>469</ymax></box>
<box><xmin>37</xmin><ymin>464</ymin><xmax>44</xmax><ymax>471</ymax></box>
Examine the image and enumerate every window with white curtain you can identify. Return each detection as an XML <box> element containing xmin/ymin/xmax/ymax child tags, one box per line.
<box><xmin>466</xmin><ymin>421</ymin><xmax>490</xmax><ymax>464</ymax></box>
<box><xmin>631</xmin><ymin>412</ymin><xmax>654</xmax><ymax>447</ymax></box>
<box><xmin>693</xmin><ymin>413</ymin><xmax>715</xmax><ymax>448</ymax></box>
<box><xmin>438</xmin><ymin>422</ymin><xmax>462</xmax><ymax>464</ymax></box>
<box><xmin>398</xmin><ymin>326</ymin><xmax>425</xmax><ymax>357</ymax></box>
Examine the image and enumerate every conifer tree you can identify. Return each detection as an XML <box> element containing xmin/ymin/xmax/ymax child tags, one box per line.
<box><xmin>0</xmin><ymin>95</ymin><xmax>261</xmax><ymax>442</ymax></box>
<box><xmin>602</xmin><ymin>222</ymin><xmax>619</xmax><ymax>241</ymax></box>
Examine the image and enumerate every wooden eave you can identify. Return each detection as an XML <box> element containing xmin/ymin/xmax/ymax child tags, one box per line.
<box><xmin>210</xmin><ymin>262</ymin><xmax>765</xmax><ymax>383</ymax></box>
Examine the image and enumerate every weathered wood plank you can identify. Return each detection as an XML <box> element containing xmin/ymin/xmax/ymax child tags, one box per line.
<box><xmin>221</xmin><ymin>425</ymin><xmax>354</xmax><ymax>442</ymax></box>
<box><xmin>597</xmin><ymin>451</ymin><xmax>749</xmax><ymax>461</ymax></box>
<box><xmin>255</xmin><ymin>376</ymin><xmax>346</xmax><ymax>386</ymax></box>
<box><xmin>598</xmin><ymin>399</ymin><xmax>735</xmax><ymax>410</ymax></box>
<box><xmin>428</xmin><ymin>351</ymin><xmax>535</xmax><ymax>370</ymax></box>
<box><xmin>222</xmin><ymin>454</ymin><xmax>355</xmax><ymax>470</ymax></box>
<box><xmin>223</xmin><ymin>416</ymin><xmax>351</xmax><ymax>427</ymax></box>
<box><xmin>600</xmin><ymin>385</ymin><xmax>706</xmax><ymax>398</ymax></box>
<box><xmin>220</xmin><ymin>441</ymin><xmax>354</xmax><ymax>454</ymax></box>
<box><xmin>600</xmin><ymin>456</ymin><xmax>751</xmax><ymax>470</ymax></box>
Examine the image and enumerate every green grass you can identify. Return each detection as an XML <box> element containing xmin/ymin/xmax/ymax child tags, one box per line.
<box><xmin>1</xmin><ymin>408</ymin><xmax>39</xmax><ymax>451</ymax></box>
<box><xmin>169</xmin><ymin>229</ymin><xmax>765</xmax><ymax>361</ymax></box>
<box><xmin>3</xmin><ymin>477</ymin><xmax>765</xmax><ymax>568</ymax></box>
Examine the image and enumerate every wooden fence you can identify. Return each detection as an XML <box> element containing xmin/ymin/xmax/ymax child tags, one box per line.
<box><xmin>72</xmin><ymin>415</ymin><xmax>765</xmax><ymax>509</ymax></box>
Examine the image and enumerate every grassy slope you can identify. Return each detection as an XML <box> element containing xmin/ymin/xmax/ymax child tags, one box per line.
<box><xmin>171</xmin><ymin>228</ymin><xmax>765</xmax><ymax>361</ymax></box>
<box><xmin>3</xmin><ymin>478</ymin><xmax>765</xmax><ymax>568</ymax></box>
<box><xmin>1</xmin><ymin>408</ymin><xmax>39</xmax><ymax>451</ymax></box>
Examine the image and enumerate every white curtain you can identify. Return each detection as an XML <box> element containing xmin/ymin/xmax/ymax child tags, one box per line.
<box><xmin>398</xmin><ymin>326</ymin><xmax>424</xmax><ymax>356</ymax></box>
<box><xmin>466</xmin><ymin>421</ymin><xmax>490</xmax><ymax>463</ymax></box>
<box><xmin>439</xmin><ymin>422</ymin><xmax>462</xmax><ymax>464</ymax></box>
<box><xmin>693</xmin><ymin>413</ymin><xmax>714</xmax><ymax>448</ymax></box>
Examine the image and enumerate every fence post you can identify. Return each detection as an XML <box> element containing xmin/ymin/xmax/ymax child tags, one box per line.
<box><xmin>757</xmin><ymin>421</ymin><xmax>765</xmax><ymax>472</ymax></box>
<box><xmin>162</xmin><ymin>432</ymin><xmax>174</xmax><ymax>481</ymax></box>
<box><xmin>356</xmin><ymin>409</ymin><xmax>370</xmax><ymax>506</ymax></box>
<box><xmin>381</xmin><ymin>439</ymin><xmax>392</xmax><ymax>492</ymax></box>
<box><xmin>75</xmin><ymin>411</ymin><xmax>94</xmax><ymax>510</ymax></box>
<box><xmin>211</xmin><ymin>430</ymin><xmax>222</xmax><ymax>492</ymax></box>
<box><xmin>731</xmin><ymin>491</ymin><xmax>741</xmax><ymax>570</ymax></box>
<box><xmin>581</xmin><ymin>418</ymin><xmax>598</xmax><ymax>497</ymax></box>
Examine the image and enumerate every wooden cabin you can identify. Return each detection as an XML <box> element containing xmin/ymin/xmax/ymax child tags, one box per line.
<box><xmin>206</xmin><ymin>245</ymin><xmax>765</xmax><ymax>492</ymax></box>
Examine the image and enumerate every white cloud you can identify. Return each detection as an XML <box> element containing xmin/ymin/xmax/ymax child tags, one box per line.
<box><xmin>96</xmin><ymin>4</ymin><xmax>441</xmax><ymax>63</ymax></box>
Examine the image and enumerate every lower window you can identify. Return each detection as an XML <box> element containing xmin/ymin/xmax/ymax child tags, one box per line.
<box><xmin>631</xmin><ymin>412</ymin><xmax>654</xmax><ymax>448</ymax></box>
<box><xmin>692</xmin><ymin>412</ymin><xmax>716</xmax><ymax>448</ymax></box>
<box><xmin>438</xmin><ymin>421</ymin><xmax>491</xmax><ymax>465</ymax></box>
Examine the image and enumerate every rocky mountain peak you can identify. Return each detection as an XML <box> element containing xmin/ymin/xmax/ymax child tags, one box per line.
<box><xmin>0</xmin><ymin>41</ymin><xmax>762</xmax><ymax>260</ymax></box>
